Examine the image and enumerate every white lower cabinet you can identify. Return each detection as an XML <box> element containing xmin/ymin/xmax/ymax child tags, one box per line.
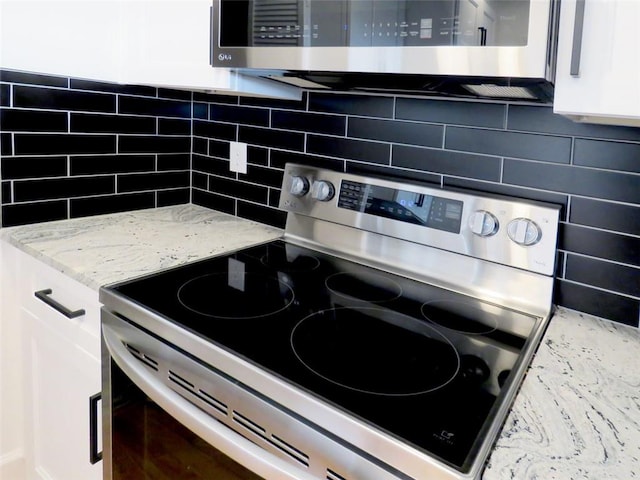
<box><xmin>0</xmin><ymin>242</ymin><xmax>102</xmax><ymax>480</ymax></box>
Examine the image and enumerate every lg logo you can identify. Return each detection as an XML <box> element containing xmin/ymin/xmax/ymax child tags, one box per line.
<box><xmin>218</xmin><ymin>53</ymin><xmax>232</xmax><ymax>61</ymax></box>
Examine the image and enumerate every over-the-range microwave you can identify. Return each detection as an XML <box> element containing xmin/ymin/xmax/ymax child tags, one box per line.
<box><xmin>211</xmin><ymin>0</ymin><xmax>560</xmax><ymax>101</ymax></box>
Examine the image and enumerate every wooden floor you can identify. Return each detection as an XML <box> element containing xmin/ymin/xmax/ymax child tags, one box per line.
<box><xmin>112</xmin><ymin>399</ymin><xmax>265</xmax><ymax>480</ymax></box>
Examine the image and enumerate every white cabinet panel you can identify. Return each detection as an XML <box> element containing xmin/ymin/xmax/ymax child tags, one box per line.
<box><xmin>0</xmin><ymin>0</ymin><xmax>301</xmax><ymax>98</ymax></box>
<box><xmin>0</xmin><ymin>241</ymin><xmax>26</xmax><ymax>479</ymax></box>
<box><xmin>554</xmin><ymin>0</ymin><xmax>640</xmax><ymax>127</ymax></box>
<box><xmin>0</xmin><ymin>0</ymin><xmax>122</xmax><ymax>83</ymax></box>
<box><xmin>0</xmin><ymin>242</ymin><xmax>102</xmax><ymax>480</ymax></box>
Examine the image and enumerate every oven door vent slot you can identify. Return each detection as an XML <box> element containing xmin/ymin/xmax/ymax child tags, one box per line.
<box><xmin>197</xmin><ymin>389</ymin><xmax>228</xmax><ymax>416</ymax></box>
<box><xmin>326</xmin><ymin>469</ymin><xmax>349</xmax><ymax>480</ymax></box>
<box><xmin>232</xmin><ymin>410</ymin><xmax>269</xmax><ymax>440</ymax></box>
<box><xmin>167</xmin><ymin>370</ymin><xmax>229</xmax><ymax>416</ymax></box>
<box><xmin>270</xmin><ymin>434</ymin><xmax>310</xmax><ymax>467</ymax></box>
<box><xmin>125</xmin><ymin>344</ymin><xmax>158</xmax><ymax>371</ymax></box>
<box><xmin>168</xmin><ymin>370</ymin><xmax>195</xmax><ymax>390</ymax></box>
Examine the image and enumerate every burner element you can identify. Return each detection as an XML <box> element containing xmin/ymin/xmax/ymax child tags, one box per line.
<box><xmin>325</xmin><ymin>272</ymin><xmax>402</xmax><ymax>303</ymax></box>
<box><xmin>291</xmin><ymin>307</ymin><xmax>460</xmax><ymax>396</ymax></box>
<box><xmin>178</xmin><ymin>273</ymin><xmax>294</xmax><ymax>319</ymax></box>
<box><xmin>421</xmin><ymin>300</ymin><xmax>499</xmax><ymax>335</ymax></box>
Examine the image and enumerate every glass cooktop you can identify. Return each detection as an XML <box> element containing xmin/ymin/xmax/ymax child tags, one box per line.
<box><xmin>111</xmin><ymin>239</ymin><xmax>538</xmax><ymax>472</ymax></box>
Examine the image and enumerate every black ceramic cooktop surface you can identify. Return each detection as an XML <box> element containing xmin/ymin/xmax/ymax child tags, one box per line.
<box><xmin>111</xmin><ymin>239</ymin><xmax>536</xmax><ymax>471</ymax></box>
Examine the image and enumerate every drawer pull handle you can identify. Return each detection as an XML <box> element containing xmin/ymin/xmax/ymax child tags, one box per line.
<box><xmin>89</xmin><ymin>392</ymin><xmax>102</xmax><ymax>464</ymax></box>
<box><xmin>34</xmin><ymin>289</ymin><xmax>86</xmax><ymax>318</ymax></box>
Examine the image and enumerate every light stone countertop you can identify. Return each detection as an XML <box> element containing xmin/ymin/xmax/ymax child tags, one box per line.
<box><xmin>0</xmin><ymin>204</ymin><xmax>283</xmax><ymax>290</ymax></box>
<box><xmin>2</xmin><ymin>204</ymin><xmax>639</xmax><ymax>479</ymax></box>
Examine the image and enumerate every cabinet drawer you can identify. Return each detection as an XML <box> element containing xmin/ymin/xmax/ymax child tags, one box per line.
<box><xmin>8</xmin><ymin>243</ymin><xmax>101</xmax><ymax>345</ymax></box>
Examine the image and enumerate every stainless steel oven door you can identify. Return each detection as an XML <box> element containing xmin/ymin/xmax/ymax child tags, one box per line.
<box><xmin>100</xmin><ymin>310</ymin><xmax>319</xmax><ymax>480</ymax></box>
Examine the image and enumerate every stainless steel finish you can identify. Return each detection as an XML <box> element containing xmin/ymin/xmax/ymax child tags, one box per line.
<box><xmin>102</xmin><ymin>311</ymin><xmax>401</xmax><ymax>480</ymax></box>
<box><xmin>570</xmin><ymin>0</ymin><xmax>586</xmax><ymax>76</ymax></box>
<box><xmin>101</xmin><ymin>162</ymin><xmax>561</xmax><ymax>480</ymax></box>
<box><xmin>280</xmin><ymin>164</ymin><xmax>561</xmax><ymax>276</ymax></box>
<box><xmin>310</xmin><ymin>180</ymin><xmax>335</xmax><ymax>202</ymax></box>
<box><xmin>212</xmin><ymin>0</ymin><xmax>557</xmax><ymax>81</ymax></box>
<box><xmin>507</xmin><ymin>218</ymin><xmax>542</xmax><ymax>246</ymax></box>
<box><xmin>289</xmin><ymin>175</ymin><xmax>310</xmax><ymax>197</ymax></box>
<box><xmin>469</xmin><ymin>210</ymin><xmax>498</xmax><ymax>237</ymax></box>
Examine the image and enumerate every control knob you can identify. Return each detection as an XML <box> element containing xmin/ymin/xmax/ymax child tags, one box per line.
<box><xmin>311</xmin><ymin>180</ymin><xmax>335</xmax><ymax>202</ymax></box>
<box><xmin>507</xmin><ymin>218</ymin><xmax>541</xmax><ymax>246</ymax></box>
<box><xmin>468</xmin><ymin>210</ymin><xmax>498</xmax><ymax>237</ymax></box>
<box><xmin>289</xmin><ymin>175</ymin><xmax>310</xmax><ymax>197</ymax></box>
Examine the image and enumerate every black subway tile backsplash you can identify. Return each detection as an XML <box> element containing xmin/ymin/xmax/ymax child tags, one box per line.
<box><xmin>566</xmin><ymin>255</ymin><xmax>640</xmax><ymax>298</ymax></box>
<box><xmin>446</xmin><ymin>127</ymin><xmax>572</xmax><ymax>163</ymax></box>
<box><xmin>70</xmin><ymin>113</ymin><xmax>156</xmax><ymax>134</ymax></box>
<box><xmin>208</xmin><ymin>175</ymin><xmax>269</xmax><ymax>204</ymax></box>
<box><xmin>508</xmin><ymin>104</ymin><xmax>640</xmax><ymax>142</ymax></box>
<box><xmin>118</xmin><ymin>135</ymin><xmax>190</xmax><ymax>154</ymax></box>
<box><xmin>2</xmin><ymin>200</ymin><xmax>68</xmax><ymax>227</ymax></box>
<box><xmin>555</xmin><ymin>280</ymin><xmax>639</xmax><ymax>327</ymax></box>
<box><xmin>309</xmin><ymin>92</ymin><xmax>394</xmax><ymax>117</ymax></box>
<box><xmin>237</xmin><ymin>200</ymin><xmax>286</xmax><ymax>229</ymax></box>
<box><xmin>119</xmin><ymin>95</ymin><xmax>191</xmax><ymax>118</ymax></box>
<box><xmin>272</xmin><ymin>110</ymin><xmax>346</xmax><ymax>136</ymax></box>
<box><xmin>307</xmin><ymin>134</ymin><xmax>390</xmax><ymax>164</ymax></box>
<box><xmin>1</xmin><ymin>68</ymin><xmax>639</xmax><ymax>327</ymax></box>
<box><xmin>0</xmin><ymin>69</ymin><xmax>68</xmax><ymax>87</ymax></box>
<box><xmin>561</xmin><ymin>224</ymin><xmax>640</xmax><ymax>267</ymax></box>
<box><xmin>14</xmin><ymin>85</ymin><xmax>115</xmax><ymax>113</ymax></box>
<box><xmin>570</xmin><ymin>197</ymin><xmax>640</xmax><ymax>236</ymax></box>
<box><xmin>1</xmin><ymin>181</ymin><xmax>10</xmax><ymax>204</ymax></box>
<box><xmin>70</xmin><ymin>192</ymin><xmax>155</xmax><ymax>218</ymax></box>
<box><xmin>158</xmin><ymin>188</ymin><xmax>190</xmax><ymax>206</ymax></box>
<box><xmin>1</xmin><ymin>108</ymin><xmax>67</xmax><ymax>132</ymax></box>
<box><xmin>0</xmin><ymin>133</ymin><xmax>11</xmax><ymax>155</ymax></box>
<box><xmin>158</xmin><ymin>153</ymin><xmax>190</xmax><ymax>171</ymax></box>
<box><xmin>574</xmin><ymin>138</ymin><xmax>640</xmax><ymax>173</ymax></box>
<box><xmin>158</xmin><ymin>118</ymin><xmax>191</xmax><ymax>136</ymax></box>
<box><xmin>396</xmin><ymin>98</ymin><xmax>505</xmax><ymax>129</ymax></box>
<box><xmin>69</xmin><ymin>78</ymin><xmax>156</xmax><ymax>97</ymax></box>
<box><xmin>193</xmin><ymin>119</ymin><xmax>236</xmax><ymax>140</ymax></box>
<box><xmin>504</xmin><ymin>159</ymin><xmax>640</xmax><ymax>204</ymax></box>
<box><xmin>14</xmin><ymin>176</ymin><xmax>115</xmax><ymax>202</ymax></box>
<box><xmin>348</xmin><ymin>117</ymin><xmax>442</xmax><ymax>148</ymax></box>
<box><xmin>2</xmin><ymin>156</ymin><xmax>67</xmax><ymax>179</ymax></box>
<box><xmin>239</xmin><ymin>126</ymin><xmax>304</xmax><ymax>151</ymax></box>
<box><xmin>117</xmin><ymin>171</ymin><xmax>190</xmax><ymax>193</ymax></box>
<box><xmin>0</xmin><ymin>84</ymin><xmax>9</xmax><ymax>106</ymax></box>
<box><xmin>14</xmin><ymin>133</ymin><xmax>116</xmax><ymax>156</ymax></box>
<box><xmin>392</xmin><ymin>145</ymin><xmax>501</xmax><ymax>181</ymax></box>
<box><xmin>209</xmin><ymin>104</ymin><xmax>269</xmax><ymax>127</ymax></box>
<box><xmin>70</xmin><ymin>154</ymin><xmax>155</xmax><ymax>176</ymax></box>
<box><xmin>192</xmin><ymin>188</ymin><xmax>235</xmax><ymax>215</ymax></box>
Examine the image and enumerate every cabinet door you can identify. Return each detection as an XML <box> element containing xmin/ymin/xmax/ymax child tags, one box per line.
<box><xmin>553</xmin><ymin>0</ymin><xmax>640</xmax><ymax>126</ymax></box>
<box><xmin>0</xmin><ymin>242</ymin><xmax>26</xmax><ymax>479</ymax></box>
<box><xmin>119</xmin><ymin>0</ymin><xmax>301</xmax><ymax>98</ymax></box>
<box><xmin>0</xmin><ymin>0</ymin><xmax>122</xmax><ymax>83</ymax></box>
<box><xmin>11</xmin><ymin>245</ymin><xmax>103</xmax><ymax>480</ymax></box>
<box><xmin>22</xmin><ymin>307</ymin><xmax>102</xmax><ymax>480</ymax></box>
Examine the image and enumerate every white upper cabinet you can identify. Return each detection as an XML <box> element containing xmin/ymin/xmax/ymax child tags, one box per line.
<box><xmin>0</xmin><ymin>0</ymin><xmax>122</xmax><ymax>83</ymax></box>
<box><xmin>0</xmin><ymin>0</ymin><xmax>300</xmax><ymax>99</ymax></box>
<box><xmin>553</xmin><ymin>0</ymin><xmax>640</xmax><ymax>127</ymax></box>
<box><xmin>118</xmin><ymin>0</ymin><xmax>300</xmax><ymax>98</ymax></box>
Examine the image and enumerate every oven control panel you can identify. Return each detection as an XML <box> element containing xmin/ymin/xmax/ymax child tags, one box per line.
<box><xmin>279</xmin><ymin>164</ymin><xmax>561</xmax><ymax>276</ymax></box>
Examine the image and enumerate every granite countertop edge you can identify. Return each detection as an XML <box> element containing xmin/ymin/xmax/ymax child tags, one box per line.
<box><xmin>2</xmin><ymin>204</ymin><xmax>638</xmax><ymax>479</ymax></box>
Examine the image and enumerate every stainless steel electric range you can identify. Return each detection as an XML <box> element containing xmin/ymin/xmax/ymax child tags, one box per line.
<box><xmin>100</xmin><ymin>163</ymin><xmax>561</xmax><ymax>480</ymax></box>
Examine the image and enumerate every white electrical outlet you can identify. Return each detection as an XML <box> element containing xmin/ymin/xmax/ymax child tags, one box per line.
<box><xmin>229</xmin><ymin>141</ymin><xmax>248</xmax><ymax>174</ymax></box>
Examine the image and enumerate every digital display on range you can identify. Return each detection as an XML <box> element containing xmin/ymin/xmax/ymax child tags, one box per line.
<box><xmin>338</xmin><ymin>181</ymin><xmax>463</xmax><ymax>233</ymax></box>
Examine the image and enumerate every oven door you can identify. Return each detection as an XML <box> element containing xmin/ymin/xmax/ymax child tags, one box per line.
<box><xmin>100</xmin><ymin>310</ymin><xmax>317</xmax><ymax>480</ymax></box>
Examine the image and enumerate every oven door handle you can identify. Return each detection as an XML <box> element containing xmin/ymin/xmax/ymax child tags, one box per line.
<box><xmin>103</xmin><ymin>324</ymin><xmax>319</xmax><ymax>480</ymax></box>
